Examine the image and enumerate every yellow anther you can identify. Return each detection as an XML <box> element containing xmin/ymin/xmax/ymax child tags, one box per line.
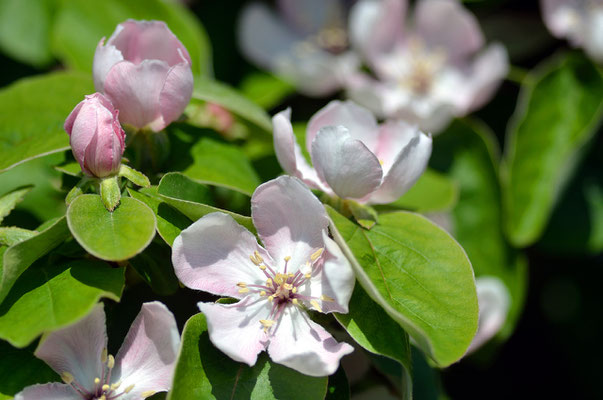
<box><xmin>142</xmin><ymin>391</ymin><xmax>157</xmax><ymax>398</ymax></box>
<box><xmin>292</xmin><ymin>298</ymin><xmax>299</xmax><ymax>305</ymax></box>
<box><xmin>310</xmin><ymin>300</ymin><xmax>323</xmax><ymax>313</ymax></box>
<box><xmin>111</xmin><ymin>381</ymin><xmax>121</xmax><ymax>390</ymax></box>
<box><xmin>259</xmin><ymin>264</ymin><xmax>267</xmax><ymax>270</ymax></box>
<box><xmin>124</xmin><ymin>384</ymin><xmax>135</xmax><ymax>394</ymax></box>
<box><xmin>94</xmin><ymin>377</ymin><xmax>101</xmax><ymax>385</ymax></box>
<box><xmin>259</xmin><ymin>319</ymin><xmax>275</xmax><ymax>332</ymax></box>
<box><xmin>102</xmin><ymin>384</ymin><xmax>110</xmax><ymax>391</ymax></box>
<box><xmin>260</xmin><ymin>290</ymin><xmax>266</xmax><ymax>296</ymax></box>
<box><xmin>283</xmin><ymin>283</ymin><xmax>293</xmax><ymax>290</ymax></box>
<box><xmin>101</xmin><ymin>348</ymin><xmax>108</xmax><ymax>363</ymax></box>
<box><xmin>238</xmin><ymin>288</ymin><xmax>250</xmax><ymax>294</ymax></box>
<box><xmin>254</xmin><ymin>251</ymin><xmax>264</xmax><ymax>263</ymax></box>
<box><xmin>237</xmin><ymin>282</ymin><xmax>247</xmax><ymax>287</ymax></box>
<box><xmin>107</xmin><ymin>355</ymin><xmax>115</xmax><ymax>369</ymax></box>
<box><xmin>321</xmin><ymin>295</ymin><xmax>335</xmax><ymax>302</ymax></box>
<box><xmin>305</xmin><ymin>273</ymin><xmax>312</xmax><ymax>279</ymax></box>
<box><xmin>99</xmin><ymin>396</ymin><xmax>106</xmax><ymax>400</ymax></box>
<box><xmin>266</xmin><ymin>278</ymin><xmax>273</xmax><ymax>287</ymax></box>
<box><xmin>288</xmin><ymin>273</ymin><xmax>294</xmax><ymax>278</ymax></box>
<box><xmin>292</xmin><ymin>287</ymin><xmax>297</xmax><ymax>294</ymax></box>
<box><xmin>250</xmin><ymin>254</ymin><xmax>260</xmax><ymax>265</ymax></box>
<box><xmin>379</xmin><ymin>159</ymin><xmax>385</xmax><ymax>166</ymax></box>
<box><xmin>61</xmin><ymin>372</ymin><xmax>74</xmax><ymax>384</ymax></box>
<box><xmin>268</xmin><ymin>295</ymin><xmax>274</xmax><ymax>302</ymax></box>
<box><xmin>310</xmin><ymin>248</ymin><xmax>324</xmax><ymax>261</ymax></box>
<box><xmin>284</xmin><ymin>256</ymin><xmax>291</xmax><ymax>262</ymax></box>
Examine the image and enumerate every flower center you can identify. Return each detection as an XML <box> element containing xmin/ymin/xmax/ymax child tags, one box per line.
<box><xmin>398</xmin><ymin>38</ymin><xmax>447</xmax><ymax>95</ymax></box>
<box><xmin>240</xmin><ymin>249</ymin><xmax>334</xmax><ymax>333</ymax></box>
<box><xmin>60</xmin><ymin>349</ymin><xmax>155</xmax><ymax>400</ymax></box>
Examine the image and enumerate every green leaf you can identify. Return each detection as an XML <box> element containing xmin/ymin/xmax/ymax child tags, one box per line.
<box><xmin>0</xmin><ymin>340</ymin><xmax>58</xmax><ymax>398</ymax></box>
<box><xmin>239</xmin><ymin>72</ymin><xmax>295</xmax><ymax>110</ymax></box>
<box><xmin>54</xmin><ymin>161</ymin><xmax>81</xmax><ymax>177</ymax></box>
<box><xmin>384</xmin><ymin>169</ymin><xmax>459</xmax><ymax>213</ymax></box>
<box><xmin>66</xmin><ymin>195</ymin><xmax>156</xmax><ymax>261</ymax></box>
<box><xmin>129</xmin><ymin>240</ymin><xmax>179</xmax><ymax>296</ymax></box>
<box><xmin>0</xmin><ymin>186</ymin><xmax>32</xmax><ymax>224</ymax></box>
<box><xmin>100</xmin><ymin>176</ymin><xmax>121</xmax><ymax>211</ymax></box>
<box><xmin>327</xmin><ymin>207</ymin><xmax>478</xmax><ymax>367</ymax></box>
<box><xmin>335</xmin><ymin>284</ymin><xmax>412</xmax><ymax>399</ymax></box>
<box><xmin>184</xmin><ymin>138</ymin><xmax>261</xmax><ymax>196</ymax></box>
<box><xmin>168</xmin><ymin>313</ymin><xmax>328</xmax><ymax>400</ymax></box>
<box><xmin>325</xmin><ymin>367</ymin><xmax>350</xmax><ymax>400</ymax></box>
<box><xmin>0</xmin><ymin>0</ymin><xmax>55</xmax><ymax>67</ymax></box>
<box><xmin>0</xmin><ymin>217</ymin><xmax>70</xmax><ymax>304</ymax></box>
<box><xmin>502</xmin><ymin>52</ymin><xmax>603</xmax><ymax>246</ymax></box>
<box><xmin>118</xmin><ymin>165</ymin><xmax>150</xmax><ymax>188</ymax></box>
<box><xmin>128</xmin><ymin>187</ymin><xmax>191</xmax><ymax>247</ymax></box>
<box><xmin>0</xmin><ymin>227</ymin><xmax>37</xmax><ymax>247</ymax></box>
<box><xmin>157</xmin><ymin>173</ymin><xmax>255</xmax><ymax>233</ymax></box>
<box><xmin>435</xmin><ymin>119</ymin><xmax>528</xmax><ymax>339</ymax></box>
<box><xmin>51</xmin><ymin>0</ymin><xmax>212</xmax><ymax>76</ymax></box>
<box><xmin>0</xmin><ymin>72</ymin><xmax>94</xmax><ymax>172</ymax></box>
<box><xmin>0</xmin><ymin>258</ymin><xmax>124</xmax><ymax>347</ymax></box>
<box><xmin>191</xmin><ymin>78</ymin><xmax>272</xmax><ymax>133</ymax></box>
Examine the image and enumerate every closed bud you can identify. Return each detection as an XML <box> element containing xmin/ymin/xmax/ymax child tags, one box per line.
<box><xmin>64</xmin><ymin>93</ymin><xmax>125</xmax><ymax>178</ymax></box>
<box><xmin>93</xmin><ymin>19</ymin><xmax>194</xmax><ymax>132</ymax></box>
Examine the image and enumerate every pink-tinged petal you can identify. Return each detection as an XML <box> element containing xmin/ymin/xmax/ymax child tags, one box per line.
<box><xmin>113</xmin><ymin>302</ymin><xmax>180</xmax><ymax>398</ymax></box>
<box><xmin>35</xmin><ymin>304</ymin><xmax>107</xmax><ymax>393</ymax></box>
<box><xmin>157</xmin><ymin>59</ymin><xmax>194</xmax><ymax>130</ymax></box>
<box><xmin>367</xmin><ymin>122</ymin><xmax>432</xmax><ymax>204</ymax></box>
<box><xmin>307</xmin><ymin>100</ymin><xmax>379</xmax><ymax>153</ymax></box>
<box><xmin>103</xmin><ymin>60</ymin><xmax>169</xmax><ymax>130</ymax></box>
<box><xmin>267</xmin><ymin>307</ymin><xmax>354</xmax><ymax>376</ymax></box>
<box><xmin>107</xmin><ymin>20</ymin><xmax>191</xmax><ymax>66</ymax></box>
<box><xmin>199</xmin><ymin>299</ymin><xmax>270</xmax><ymax>366</ymax></box>
<box><xmin>583</xmin><ymin>10</ymin><xmax>603</xmax><ymax>63</ymax></box>
<box><xmin>349</xmin><ymin>0</ymin><xmax>406</xmax><ymax>61</ymax></box>
<box><xmin>540</xmin><ymin>0</ymin><xmax>583</xmax><ymax>42</ymax></box>
<box><xmin>172</xmin><ymin>212</ymin><xmax>271</xmax><ymax>298</ymax></box>
<box><xmin>14</xmin><ymin>383</ymin><xmax>81</xmax><ymax>400</ymax></box>
<box><xmin>413</xmin><ymin>0</ymin><xmax>484</xmax><ymax>63</ymax></box>
<box><xmin>67</xmin><ymin>99</ymin><xmax>99</xmax><ymax>174</ymax></box>
<box><xmin>93</xmin><ymin>38</ymin><xmax>124</xmax><ymax>92</ymax></box>
<box><xmin>251</xmin><ymin>176</ymin><xmax>329</xmax><ymax>271</ymax></box>
<box><xmin>272</xmin><ymin>109</ymin><xmax>330</xmax><ymax>192</ymax></box>
<box><xmin>311</xmin><ymin>126</ymin><xmax>383</xmax><ymax>200</ymax></box>
<box><xmin>278</xmin><ymin>0</ymin><xmax>345</xmax><ymax>36</ymax></box>
<box><xmin>83</xmin><ymin>109</ymin><xmax>124</xmax><ymax>178</ymax></box>
<box><xmin>463</xmin><ymin>44</ymin><xmax>509</xmax><ymax>113</ymax></box>
<box><xmin>467</xmin><ymin>277</ymin><xmax>510</xmax><ymax>354</ymax></box>
<box><xmin>298</xmin><ymin>232</ymin><xmax>355</xmax><ymax>313</ymax></box>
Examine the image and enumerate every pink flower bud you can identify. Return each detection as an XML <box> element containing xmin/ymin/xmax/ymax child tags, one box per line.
<box><xmin>93</xmin><ymin>20</ymin><xmax>194</xmax><ymax>132</ymax></box>
<box><xmin>64</xmin><ymin>93</ymin><xmax>125</xmax><ymax>178</ymax></box>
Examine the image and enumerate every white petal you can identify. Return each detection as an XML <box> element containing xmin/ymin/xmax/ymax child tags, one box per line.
<box><xmin>278</xmin><ymin>0</ymin><xmax>345</xmax><ymax>36</ymax></box>
<box><xmin>93</xmin><ymin>38</ymin><xmax>124</xmax><ymax>92</ymax></box>
<box><xmin>14</xmin><ymin>383</ymin><xmax>81</xmax><ymax>400</ymax></box>
<box><xmin>172</xmin><ymin>212</ymin><xmax>271</xmax><ymax>298</ymax></box>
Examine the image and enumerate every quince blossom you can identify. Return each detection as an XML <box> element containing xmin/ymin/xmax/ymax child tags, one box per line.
<box><xmin>15</xmin><ymin>302</ymin><xmax>180</xmax><ymax>400</ymax></box>
<box><xmin>273</xmin><ymin>100</ymin><xmax>432</xmax><ymax>204</ymax></box>
<box><xmin>541</xmin><ymin>0</ymin><xmax>603</xmax><ymax>63</ymax></box>
<box><xmin>238</xmin><ymin>0</ymin><xmax>359</xmax><ymax>96</ymax></box>
<box><xmin>172</xmin><ymin>176</ymin><xmax>355</xmax><ymax>376</ymax></box>
<box><xmin>93</xmin><ymin>20</ymin><xmax>194</xmax><ymax>132</ymax></box>
<box><xmin>347</xmin><ymin>0</ymin><xmax>509</xmax><ymax>133</ymax></box>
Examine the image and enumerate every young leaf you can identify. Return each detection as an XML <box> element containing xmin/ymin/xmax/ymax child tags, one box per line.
<box><xmin>119</xmin><ymin>165</ymin><xmax>150</xmax><ymax>188</ymax></box>
<box><xmin>0</xmin><ymin>259</ymin><xmax>124</xmax><ymax>348</ymax></box>
<box><xmin>239</xmin><ymin>71</ymin><xmax>295</xmax><ymax>110</ymax></box>
<box><xmin>99</xmin><ymin>176</ymin><xmax>121</xmax><ymax>211</ymax></box>
<box><xmin>0</xmin><ymin>227</ymin><xmax>37</xmax><ymax>247</ymax></box>
<box><xmin>66</xmin><ymin>195</ymin><xmax>156</xmax><ymax>261</ymax></box>
<box><xmin>0</xmin><ymin>186</ymin><xmax>32</xmax><ymax>224</ymax></box>
<box><xmin>168</xmin><ymin>313</ymin><xmax>328</xmax><ymax>400</ymax></box>
<box><xmin>502</xmin><ymin>52</ymin><xmax>603</xmax><ymax>246</ymax></box>
<box><xmin>328</xmin><ymin>207</ymin><xmax>478</xmax><ymax>367</ymax></box>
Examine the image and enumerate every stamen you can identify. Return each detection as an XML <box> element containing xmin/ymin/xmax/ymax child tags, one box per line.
<box><xmin>236</xmin><ymin>282</ymin><xmax>247</xmax><ymax>287</ymax></box>
<box><xmin>101</xmin><ymin>348</ymin><xmax>108</xmax><ymax>363</ymax></box>
<box><xmin>124</xmin><ymin>384</ymin><xmax>135</xmax><ymax>394</ymax></box>
<box><xmin>292</xmin><ymin>287</ymin><xmax>297</xmax><ymax>294</ymax></box>
<box><xmin>284</xmin><ymin>256</ymin><xmax>291</xmax><ymax>262</ymax></box>
<box><xmin>260</xmin><ymin>319</ymin><xmax>275</xmax><ymax>332</ymax></box>
<box><xmin>111</xmin><ymin>381</ymin><xmax>122</xmax><ymax>390</ymax></box>
<box><xmin>266</xmin><ymin>278</ymin><xmax>273</xmax><ymax>287</ymax></box>
<box><xmin>142</xmin><ymin>391</ymin><xmax>157</xmax><ymax>398</ymax></box>
<box><xmin>268</xmin><ymin>295</ymin><xmax>274</xmax><ymax>302</ymax></box>
<box><xmin>61</xmin><ymin>372</ymin><xmax>74</xmax><ymax>384</ymax></box>
<box><xmin>259</xmin><ymin>264</ymin><xmax>267</xmax><ymax>271</ymax></box>
<box><xmin>310</xmin><ymin>300</ymin><xmax>323</xmax><ymax>313</ymax></box>
<box><xmin>94</xmin><ymin>377</ymin><xmax>101</xmax><ymax>385</ymax></box>
<box><xmin>260</xmin><ymin>290</ymin><xmax>266</xmax><ymax>296</ymax></box>
<box><xmin>283</xmin><ymin>283</ymin><xmax>293</xmax><ymax>291</ymax></box>
<box><xmin>321</xmin><ymin>295</ymin><xmax>335</xmax><ymax>302</ymax></box>
<box><xmin>99</xmin><ymin>395</ymin><xmax>106</xmax><ymax>400</ymax></box>
<box><xmin>238</xmin><ymin>288</ymin><xmax>250</xmax><ymax>294</ymax></box>
<box><xmin>102</xmin><ymin>384</ymin><xmax>110</xmax><ymax>391</ymax></box>
<box><xmin>310</xmin><ymin>248</ymin><xmax>324</xmax><ymax>261</ymax></box>
<box><xmin>250</xmin><ymin>254</ymin><xmax>261</xmax><ymax>265</ymax></box>
<box><xmin>292</xmin><ymin>298</ymin><xmax>299</xmax><ymax>305</ymax></box>
<box><xmin>305</xmin><ymin>273</ymin><xmax>312</xmax><ymax>279</ymax></box>
<box><xmin>107</xmin><ymin>355</ymin><xmax>115</xmax><ymax>369</ymax></box>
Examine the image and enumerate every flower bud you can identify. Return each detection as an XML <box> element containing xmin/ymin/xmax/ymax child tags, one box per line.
<box><xmin>93</xmin><ymin>19</ymin><xmax>194</xmax><ymax>132</ymax></box>
<box><xmin>64</xmin><ymin>93</ymin><xmax>125</xmax><ymax>178</ymax></box>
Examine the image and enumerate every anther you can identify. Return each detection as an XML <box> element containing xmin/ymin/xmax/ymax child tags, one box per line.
<box><xmin>142</xmin><ymin>391</ymin><xmax>157</xmax><ymax>398</ymax></box>
<box><xmin>99</xmin><ymin>396</ymin><xmax>106</xmax><ymax>400</ymax></box>
<box><xmin>254</xmin><ymin>251</ymin><xmax>264</xmax><ymax>263</ymax></box>
<box><xmin>292</xmin><ymin>287</ymin><xmax>297</xmax><ymax>294</ymax></box>
<box><xmin>101</xmin><ymin>348</ymin><xmax>108</xmax><ymax>363</ymax></box>
<box><xmin>259</xmin><ymin>265</ymin><xmax>266</xmax><ymax>270</ymax></box>
<box><xmin>260</xmin><ymin>291</ymin><xmax>266</xmax><ymax>296</ymax></box>
<box><xmin>107</xmin><ymin>355</ymin><xmax>115</xmax><ymax>369</ymax></box>
<box><xmin>292</xmin><ymin>298</ymin><xmax>299</xmax><ymax>305</ymax></box>
<box><xmin>310</xmin><ymin>248</ymin><xmax>324</xmax><ymax>261</ymax></box>
<box><xmin>321</xmin><ymin>295</ymin><xmax>335</xmax><ymax>302</ymax></box>
<box><xmin>250</xmin><ymin>254</ymin><xmax>261</xmax><ymax>265</ymax></box>
<box><xmin>266</xmin><ymin>278</ymin><xmax>273</xmax><ymax>287</ymax></box>
<box><xmin>305</xmin><ymin>273</ymin><xmax>312</xmax><ymax>279</ymax></box>
<box><xmin>284</xmin><ymin>256</ymin><xmax>291</xmax><ymax>262</ymax></box>
<box><xmin>310</xmin><ymin>300</ymin><xmax>323</xmax><ymax>313</ymax></box>
<box><xmin>259</xmin><ymin>319</ymin><xmax>275</xmax><ymax>332</ymax></box>
<box><xmin>238</xmin><ymin>288</ymin><xmax>250</xmax><ymax>294</ymax></box>
<box><xmin>124</xmin><ymin>384</ymin><xmax>135</xmax><ymax>394</ymax></box>
<box><xmin>268</xmin><ymin>295</ymin><xmax>274</xmax><ymax>302</ymax></box>
<box><xmin>283</xmin><ymin>283</ymin><xmax>293</xmax><ymax>290</ymax></box>
<box><xmin>94</xmin><ymin>377</ymin><xmax>101</xmax><ymax>385</ymax></box>
<box><xmin>111</xmin><ymin>381</ymin><xmax>121</xmax><ymax>390</ymax></box>
<box><xmin>102</xmin><ymin>384</ymin><xmax>110</xmax><ymax>391</ymax></box>
<box><xmin>61</xmin><ymin>372</ymin><xmax>74</xmax><ymax>384</ymax></box>
<box><xmin>237</xmin><ymin>282</ymin><xmax>247</xmax><ymax>287</ymax></box>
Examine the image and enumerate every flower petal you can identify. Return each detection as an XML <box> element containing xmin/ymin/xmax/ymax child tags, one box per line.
<box><xmin>311</xmin><ymin>126</ymin><xmax>383</xmax><ymax>200</ymax></box>
<box><xmin>367</xmin><ymin>122</ymin><xmax>432</xmax><ymax>204</ymax></box>
<box><xmin>278</xmin><ymin>0</ymin><xmax>344</xmax><ymax>36</ymax></box>
<box><xmin>93</xmin><ymin>38</ymin><xmax>124</xmax><ymax>93</ymax></box>
<box><xmin>467</xmin><ymin>277</ymin><xmax>511</xmax><ymax>353</ymax></box>
<box><xmin>198</xmin><ymin>299</ymin><xmax>270</xmax><ymax>366</ymax></box>
<box><xmin>251</xmin><ymin>176</ymin><xmax>329</xmax><ymax>272</ymax></box>
<box><xmin>307</xmin><ymin>100</ymin><xmax>379</xmax><ymax>153</ymax></box>
<box><xmin>298</xmin><ymin>231</ymin><xmax>355</xmax><ymax>313</ymax></box>
<box><xmin>113</xmin><ymin>302</ymin><xmax>180</xmax><ymax>399</ymax></box>
<box><xmin>103</xmin><ymin>59</ymin><xmax>169</xmax><ymax>130</ymax></box>
<box><xmin>267</xmin><ymin>307</ymin><xmax>354</xmax><ymax>376</ymax></box>
<box><xmin>540</xmin><ymin>0</ymin><xmax>583</xmax><ymax>43</ymax></box>
<box><xmin>158</xmin><ymin>60</ymin><xmax>194</xmax><ymax>130</ymax></box>
<box><xmin>14</xmin><ymin>383</ymin><xmax>81</xmax><ymax>400</ymax></box>
<box><xmin>172</xmin><ymin>212</ymin><xmax>272</xmax><ymax>298</ymax></box>
<box><xmin>413</xmin><ymin>0</ymin><xmax>484</xmax><ymax>63</ymax></box>
<box><xmin>463</xmin><ymin>43</ymin><xmax>509</xmax><ymax>113</ymax></box>
<box><xmin>34</xmin><ymin>304</ymin><xmax>107</xmax><ymax>393</ymax></box>
<box><xmin>272</xmin><ymin>109</ymin><xmax>330</xmax><ymax>193</ymax></box>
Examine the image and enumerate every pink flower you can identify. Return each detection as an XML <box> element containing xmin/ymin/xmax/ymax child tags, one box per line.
<box><xmin>93</xmin><ymin>20</ymin><xmax>194</xmax><ymax>131</ymax></box>
<box><xmin>64</xmin><ymin>93</ymin><xmax>125</xmax><ymax>178</ymax></box>
<box><xmin>172</xmin><ymin>176</ymin><xmax>355</xmax><ymax>376</ymax></box>
<box><xmin>541</xmin><ymin>0</ymin><xmax>603</xmax><ymax>63</ymax></box>
<box><xmin>347</xmin><ymin>0</ymin><xmax>508</xmax><ymax>133</ymax></box>
<box><xmin>273</xmin><ymin>101</ymin><xmax>432</xmax><ymax>204</ymax></box>
<box><xmin>238</xmin><ymin>0</ymin><xmax>359</xmax><ymax>96</ymax></box>
<box><xmin>15</xmin><ymin>302</ymin><xmax>180</xmax><ymax>400</ymax></box>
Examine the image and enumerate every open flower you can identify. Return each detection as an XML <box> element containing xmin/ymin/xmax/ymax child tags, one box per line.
<box><xmin>172</xmin><ymin>176</ymin><xmax>355</xmax><ymax>376</ymax></box>
<box><xmin>64</xmin><ymin>93</ymin><xmax>125</xmax><ymax>178</ymax></box>
<box><xmin>273</xmin><ymin>100</ymin><xmax>432</xmax><ymax>204</ymax></box>
<box><xmin>347</xmin><ymin>0</ymin><xmax>508</xmax><ymax>132</ymax></box>
<box><xmin>541</xmin><ymin>0</ymin><xmax>603</xmax><ymax>63</ymax></box>
<box><xmin>93</xmin><ymin>19</ymin><xmax>194</xmax><ymax>131</ymax></box>
<box><xmin>15</xmin><ymin>302</ymin><xmax>180</xmax><ymax>400</ymax></box>
<box><xmin>238</xmin><ymin>0</ymin><xmax>359</xmax><ymax>96</ymax></box>
<box><xmin>467</xmin><ymin>276</ymin><xmax>511</xmax><ymax>354</ymax></box>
